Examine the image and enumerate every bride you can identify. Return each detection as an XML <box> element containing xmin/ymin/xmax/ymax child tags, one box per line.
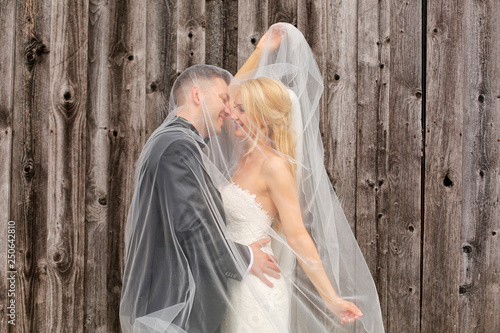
<box><xmin>213</xmin><ymin>23</ymin><xmax>385</xmax><ymax>332</ymax></box>
<box><xmin>220</xmin><ymin>76</ymin><xmax>363</xmax><ymax>332</ymax></box>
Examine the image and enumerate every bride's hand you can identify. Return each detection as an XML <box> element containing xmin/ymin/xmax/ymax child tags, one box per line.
<box><xmin>325</xmin><ymin>298</ymin><xmax>363</xmax><ymax>325</ymax></box>
<box><xmin>256</xmin><ymin>24</ymin><xmax>285</xmax><ymax>52</ymax></box>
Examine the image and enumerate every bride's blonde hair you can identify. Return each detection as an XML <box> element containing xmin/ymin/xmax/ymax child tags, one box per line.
<box><xmin>240</xmin><ymin>77</ymin><xmax>297</xmax><ymax>178</ymax></box>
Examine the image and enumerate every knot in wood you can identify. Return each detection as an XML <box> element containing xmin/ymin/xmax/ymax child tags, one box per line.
<box><xmin>50</xmin><ymin>247</ymin><xmax>71</xmax><ymax>272</ymax></box>
<box><xmin>389</xmin><ymin>240</ymin><xmax>403</xmax><ymax>255</ymax></box>
<box><xmin>443</xmin><ymin>173</ymin><xmax>453</xmax><ymax>187</ymax></box>
<box><xmin>26</xmin><ymin>51</ymin><xmax>35</xmax><ymax>64</ymax></box>
<box><xmin>58</xmin><ymin>83</ymin><xmax>77</xmax><ymax>114</ymax></box>
<box><xmin>23</xmin><ymin>160</ymin><xmax>35</xmax><ymax>179</ymax></box>
<box><xmin>25</xmin><ymin>38</ymin><xmax>48</xmax><ymax>71</ymax></box>
<box><xmin>459</xmin><ymin>285</ymin><xmax>470</xmax><ymax>294</ymax></box>
<box><xmin>38</xmin><ymin>263</ymin><xmax>47</xmax><ymax>275</ymax></box>
<box><xmin>462</xmin><ymin>244</ymin><xmax>473</xmax><ymax>254</ymax></box>
<box><xmin>150</xmin><ymin>82</ymin><xmax>157</xmax><ymax>92</ymax></box>
<box><xmin>366</xmin><ymin>179</ymin><xmax>376</xmax><ymax>188</ymax></box>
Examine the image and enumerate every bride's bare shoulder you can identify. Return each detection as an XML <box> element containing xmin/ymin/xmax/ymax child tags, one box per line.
<box><xmin>261</xmin><ymin>154</ymin><xmax>293</xmax><ymax>182</ymax></box>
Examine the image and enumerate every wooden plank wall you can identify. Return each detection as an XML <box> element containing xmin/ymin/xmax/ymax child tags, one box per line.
<box><xmin>423</xmin><ymin>1</ymin><xmax>500</xmax><ymax>333</ymax></box>
<box><xmin>0</xmin><ymin>0</ymin><xmax>16</xmax><ymax>330</ymax></box>
<box><xmin>0</xmin><ymin>0</ymin><xmax>498</xmax><ymax>332</ymax></box>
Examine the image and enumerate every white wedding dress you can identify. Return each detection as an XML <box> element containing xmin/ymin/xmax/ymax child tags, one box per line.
<box><xmin>220</xmin><ymin>182</ymin><xmax>290</xmax><ymax>333</ymax></box>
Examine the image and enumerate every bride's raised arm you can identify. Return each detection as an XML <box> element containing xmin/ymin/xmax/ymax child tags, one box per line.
<box><xmin>235</xmin><ymin>25</ymin><xmax>285</xmax><ymax>80</ymax></box>
<box><xmin>262</xmin><ymin>155</ymin><xmax>363</xmax><ymax>325</ymax></box>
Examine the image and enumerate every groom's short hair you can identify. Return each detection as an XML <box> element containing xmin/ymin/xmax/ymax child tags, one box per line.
<box><xmin>172</xmin><ymin>65</ymin><xmax>231</xmax><ymax>105</ymax></box>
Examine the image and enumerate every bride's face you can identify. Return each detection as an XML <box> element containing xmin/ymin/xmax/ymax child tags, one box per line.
<box><xmin>231</xmin><ymin>92</ymin><xmax>252</xmax><ymax>138</ymax></box>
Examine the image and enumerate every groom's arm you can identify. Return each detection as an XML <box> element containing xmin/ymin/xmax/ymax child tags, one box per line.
<box><xmin>158</xmin><ymin>138</ymin><xmax>250</xmax><ymax>281</ymax></box>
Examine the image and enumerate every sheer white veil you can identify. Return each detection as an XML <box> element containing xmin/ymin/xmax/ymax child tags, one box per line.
<box><xmin>120</xmin><ymin>23</ymin><xmax>384</xmax><ymax>333</ymax></box>
<box><xmin>216</xmin><ymin>22</ymin><xmax>385</xmax><ymax>332</ymax></box>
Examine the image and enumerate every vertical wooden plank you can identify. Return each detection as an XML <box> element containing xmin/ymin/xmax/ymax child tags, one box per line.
<box><xmin>10</xmin><ymin>0</ymin><xmax>52</xmax><ymax>331</ymax></box>
<box><xmin>223</xmin><ymin>0</ymin><xmax>239</xmax><ymax>75</ymax></box>
<box><xmin>146</xmin><ymin>0</ymin><xmax>178</xmax><ymax>132</ymax></box>
<box><xmin>205</xmin><ymin>0</ymin><xmax>240</xmax><ymax>75</ymax></box>
<box><xmin>177</xmin><ymin>0</ymin><xmax>205</xmax><ymax>70</ymax></box>
<box><xmin>356</xmin><ymin>0</ymin><xmax>388</xmax><ymax>329</ymax></box>
<box><xmin>384</xmin><ymin>1</ymin><xmax>422</xmax><ymax>332</ymax></box>
<box><xmin>460</xmin><ymin>0</ymin><xmax>500</xmax><ymax>331</ymax></box>
<box><xmin>107</xmin><ymin>0</ymin><xmax>147</xmax><ymax>330</ymax></box>
<box><xmin>325</xmin><ymin>0</ymin><xmax>357</xmax><ymax>232</ymax></box>
<box><xmin>358</xmin><ymin>1</ymin><xmax>422</xmax><ymax>332</ymax></box>
<box><xmin>0</xmin><ymin>0</ymin><xmax>16</xmax><ymax>330</ymax></box>
<box><xmin>296</xmin><ymin>0</ymin><xmax>327</xmax><ymax>194</ymax></box>
<box><xmin>423</xmin><ymin>0</ymin><xmax>465</xmax><ymax>331</ymax></box>
<box><xmin>237</xmin><ymin>0</ymin><xmax>268</xmax><ymax>68</ymax></box>
<box><xmin>85</xmin><ymin>0</ymin><xmax>111</xmax><ymax>331</ymax></box>
<box><xmin>206</xmin><ymin>0</ymin><xmax>224</xmax><ymax>67</ymax></box>
<box><xmin>268</xmin><ymin>0</ymin><xmax>297</xmax><ymax>26</ymax></box>
<box><xmin>46</xmin><ymin>0</ymin><xmax>88</xmax><ymax>330</ymax></box>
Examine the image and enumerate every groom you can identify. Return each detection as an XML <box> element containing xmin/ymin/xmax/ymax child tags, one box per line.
<box><xmin>120</xmin><ymin>65</ymin><xmax>280</xmax><ymax>333</ymax></box>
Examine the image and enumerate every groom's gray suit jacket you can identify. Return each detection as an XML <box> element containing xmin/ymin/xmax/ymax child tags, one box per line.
<box><xmin>121</xmin><ymin>116</ymin><xmax>251</xmax><ymax>333</ymax></box>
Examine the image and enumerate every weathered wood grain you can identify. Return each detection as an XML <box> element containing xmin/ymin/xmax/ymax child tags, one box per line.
<box><xmin>237</xmin><ymin>0</ymin><xmax>268</xmax><ymax>68</ymax></box>
<box><xmin>0</xmin><ymin>0</ymin><xmax>16</xmax><ymax>330</ymax></box>
<box><xmin>45</xmin><ymin>0</ymin><xmax>88</xmax><ymax>331</ymax></box>
<box><xmin>85</xmin><ymin>0</ymin><xmax>111</xmax><ymax>331</ymax></box>
<box><xmin>146</xmin><ymin>0</ymin><xmax>177</xmax><ymax>131</ymax></box>
<box><xmin>221</xmin><ymin>0</ymin><xmax>239</xmax><ymax>75</ymax></box>
<box><xmin>10</xmin><ymin>0</ymin><xmax>52</xmax><ymax>331</ymax></box>
<box><xmin>460</xmin><ymin>0</ymin><xmax>500</xmax><ymax>332</ymax></box>
<box><xmin>268</xmin><ymin>0</ymin><xmax>296</xmax><ymax>26</ymax></box>
<box><xmin>356</xmin><ymin>1</ymin><xmax>389</xmax><ymax>330</ymax></box>
<box><xmin>324</xmin><ymin>0</ymin><xmax>357</xmax><ymax>231</ymax></box>
<box><xmin>177</xmin><ymin>0</ymin><xmax>205</xmax><ymax>70</ymax></box>
<box><xmin>106</xmin><ymin>0</ymin><xmax>147</xmax><ymax>330</ymax></box>
<box><xmin>381</xmin><ymin>1</ymin><xmax>422</xmax><ymax>332</ymax></box>
<box><xmin>423</xmin><ymin>0</ymin><xmax>465</xmax><ymax>331</ymax></box>
<box><xmin>0</xmin><ymin>1</ymin><xmax>499</xmax><ymax>331</ymax></box>
<box><xmin>206</xmin><ymin>0</ymin><xmax>225</xmax><ymax>67</ymax></box>
<box><xmin>297</xmin><ymin>0</ymin><xmax>328</xmax><ymax>202</ymax></box>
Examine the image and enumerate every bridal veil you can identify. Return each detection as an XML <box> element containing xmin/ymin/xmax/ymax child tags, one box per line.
<box><xmin>120</xmin><ymin>22</ymin><xmax>384</xmax><ymax>333</ymax></box>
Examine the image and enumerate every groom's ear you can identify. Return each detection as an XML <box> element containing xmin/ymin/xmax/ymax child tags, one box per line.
<box><xmin>191</xmin><ymin>85</ymin><xmax>202</xmax><ymax>105</ymax></box>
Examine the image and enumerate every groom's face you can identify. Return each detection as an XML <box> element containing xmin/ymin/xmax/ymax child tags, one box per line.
<box><xmin>201</xmin><ymin>77</ymin><xmax>231</xmax><ymax>136</ymax></box>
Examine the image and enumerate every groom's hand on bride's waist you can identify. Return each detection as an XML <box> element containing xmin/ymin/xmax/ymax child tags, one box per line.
<box><xmin>248</xmin><ymin>238</ymin><xmax>281</xmax><ymax>287</ymax></box>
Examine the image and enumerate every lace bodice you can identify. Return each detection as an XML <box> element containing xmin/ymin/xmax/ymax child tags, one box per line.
<box><xmin>221</xmin><ymin>183</ymin><xmax>274</xmax><ymax>245</ymax></box>
<box><xmin>220</xmin><ymin>182</ymin><xmax>290</xmax><ymax>333</ymax></box>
